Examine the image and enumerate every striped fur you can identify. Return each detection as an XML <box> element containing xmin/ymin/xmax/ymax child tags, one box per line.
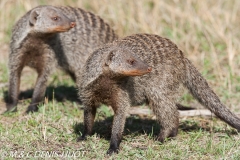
<box><xmin>7</xmin><ymin>5</ymin><xmax>118</xmax><ymax>113</ymax></box>
<box><xmin>78</xmin><ymin>33</ymin><xmax>240</xmax><ymax>154</ymax></box>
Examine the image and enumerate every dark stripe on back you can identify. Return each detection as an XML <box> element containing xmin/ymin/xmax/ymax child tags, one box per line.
<box><xmin>99</xmin><ymin>18</ymin><xmax>105</xmax><ymax>33</ymax></box>
<box><xmin>131</xmin><ymin>34</ymin><xmax>151</xmax><ymax>53</ymax></box>
<box><xmin>142</xmin><ymin>34</ymin><xmax>160</xmax><ymax>64</ymax></box>
<box><xmin>89</xmin><ymin>12</ymin><xmax>97</xmax><ymax>28</ymax></box>
<box><xmin>111</xmin><ymin>30</ymin><xmax>118</xmax><ymax>41</ymax></box>
<box><xmin>78</xmin><ymin>8</ymin><xmax>89</xmax><ymax>26</ymax></box>
<box><xmin>105</xmin><ymin>23</ymin><xmax>111</xmax><ymax>43</ymax></box>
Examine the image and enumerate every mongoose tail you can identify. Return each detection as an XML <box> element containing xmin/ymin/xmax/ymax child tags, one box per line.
<box><xmin>183</xmin><ymin>58</ymin><xmax>240</xmax><ymax>131</ymax></box>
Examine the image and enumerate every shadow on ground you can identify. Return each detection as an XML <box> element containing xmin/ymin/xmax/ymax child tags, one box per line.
<box><xmin>3</xmin><ymin>85</ymin><xmax>80</xmax><ymax>103</ymax></box>
<box><xmin>73</xmin><ymin>115</ymin><xmax>239</xmax><ymax>141</ymax></box>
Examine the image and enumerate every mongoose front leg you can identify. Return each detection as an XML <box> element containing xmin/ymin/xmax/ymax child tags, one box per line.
<box><xmin>26</xmin><ymin>61</ymin><xmax>53</xmax><ymax>113</ymax></box>
<box><xmin>107</xmin><ymin>91</ymin><xmax>130</xmax><ymax>155</ymax></box>
<box><xmin>7</xmin><ymin>51</ymin><xmax>25</xmax><ymax>112</ymax></box>
<box><xmin>77</xmin><ymin>105</ymin><xmax>97</xmax><ymax>141</ymax></box>
<box><xmin>7</xmin><ymin>70</ymin><xmax>22</xmax><ymax>112</ymax></box>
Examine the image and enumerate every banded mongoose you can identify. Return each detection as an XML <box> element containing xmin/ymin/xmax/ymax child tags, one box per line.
<box><xmin>77</xmin><ymin>33</ymin><xmax>240</xmax><ymax>154</ymax></box>
<box><xmin>7</xmin><ymin>5</ymin><xmax>117</xmax><ymax>113</ymax></box>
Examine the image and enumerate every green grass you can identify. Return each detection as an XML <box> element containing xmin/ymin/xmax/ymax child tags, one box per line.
<box><xmin>1</xmin><ymin>96</ymin><xmax>240</xmax><ymax>159</ymax></box>
<box><xmin>0</xmin><ymin>63</ymin><xmax>8</xmax><ymax>83</ymax></box>
<box><xmin>1</xmin><ymin>69</ymin><xmax>239</xmax><ymax>159</ymax></box>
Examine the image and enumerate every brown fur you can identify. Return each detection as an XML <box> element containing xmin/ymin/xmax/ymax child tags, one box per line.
<box><xmin>6</xmin><ymin>5</ymin><xmax>117</xmax><ymax>113</ymax></box>
<box><xmin>77</xmin><ymin>33</ymin><xmax>240</xmax><ymax>154</ymax></box>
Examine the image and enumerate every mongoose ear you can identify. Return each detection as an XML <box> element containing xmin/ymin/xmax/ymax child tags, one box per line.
<box><xmin>105</xmin><ymin>51</ymin><xmax>115</xmax><ymax>66</ymax></box>
<box><xmin>29</xmin><ymin>8</ymin><xmax>41</xmax><ymax>25</ymax></box>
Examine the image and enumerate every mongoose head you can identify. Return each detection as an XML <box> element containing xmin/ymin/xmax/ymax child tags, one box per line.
<box><xmin>29</xmin><ymin>6</ymin><xmax>76</xmax><ymax>34</ymax></box>
<box><xmin>104</xmin><ymin>47</ymin><xmax>152</xmax><ymax>76</ymax></box>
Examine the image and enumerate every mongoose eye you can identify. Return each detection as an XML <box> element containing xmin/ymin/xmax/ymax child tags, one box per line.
<box><xmin>52</xmin><ymin>16</ymin><xmax>59</xmax><ymax>21</ymax></box>
<box><xmin>128</xmin><ymin>59</ymin><xmax>135</xmax><ymax>65</ymax></box>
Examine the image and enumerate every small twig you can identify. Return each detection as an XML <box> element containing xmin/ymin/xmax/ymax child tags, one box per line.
<box><xmin>0</xmin><ymin>83</ymin><xmax>8</xmax><ymax>88</ymax></box>
<box><xmin>128</xmin><ymin>107</ymin><xmax>240</xmax><ymax>118</ymax></box>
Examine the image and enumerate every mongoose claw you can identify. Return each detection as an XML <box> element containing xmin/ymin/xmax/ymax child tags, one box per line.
<box><xmin>106</xmin><ymin>148</ymin><xmax>119</xmax><ymax>155</ymax></box>
<box><xmin>26</xmin><ymin>105</ymin><xmax>39</xmax><ymax>113</ymax></box>
<box><xmin>77</xmin><ymin>136</ymin><xmax>87</xmax><ymax>141</ymax></box>
<box><xmin>155</xmin><ymin>136</ymin><xmax>165</xmax><ymax>143</ymax></box>
<box><xmin>5</xmin><ymin>105</ymin><xmax>17</xmax><ymax>113</ymax></box>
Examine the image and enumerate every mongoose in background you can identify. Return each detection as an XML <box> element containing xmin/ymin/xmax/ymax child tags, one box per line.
<box><xmin>77</xmin><ymin>33</ymin><xmax>240</xmax><ymax>154</ymax></box>
<box><xmin>7</xmin><ymin>5</ymin><xmax>117</xmax><ymax>113</ymax></box>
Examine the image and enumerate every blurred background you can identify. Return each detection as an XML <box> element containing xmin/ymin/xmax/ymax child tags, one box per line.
<box><xmin>0</xmin><ymin>0</ymin><xmax>240</xmax><ymax>109</ymax></box>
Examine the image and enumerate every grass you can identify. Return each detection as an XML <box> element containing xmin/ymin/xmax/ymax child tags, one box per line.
<box><xmin>1</xmin><ymin>99</ymin><xmax>240</xmax><ymax>159</ymax></box>
<box><xmin>1</xmin><ymin>0</ymin><xmax>240</xmax><ymax>159</ymax></box>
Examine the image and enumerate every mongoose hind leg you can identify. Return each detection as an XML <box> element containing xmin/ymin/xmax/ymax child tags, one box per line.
<box><xmin>77</xmin><ymin>105</ymin><xmax>97</xmax><ymax>141</ymax></box>
<box><xmin>148</xmin><ymin>94</ymin><xmax>179</xmax><ymax>143</ymax></box>
<box><xmin>156</xmin><ymin>123</ymin><xmax>178</xmax><ymax>143</ymax></box>
<box><xmin>156</xmin><ymin>105</ymin><xmax>179</xmax><ymax>142</ymax></box>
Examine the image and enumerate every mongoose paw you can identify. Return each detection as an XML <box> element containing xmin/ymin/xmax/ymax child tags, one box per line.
<box><xmin>156</xmin><ymin>135</ymin><xmax>165</xmax><ymax>143</ymax></box>
<box><xmin>156</xmin><ymin>134</ymin><xmax>176</xmax><ymax>143</ymax></box>
<box><xmin>26</xmin><ymin>105</ymin><xmax>39</xmax><ymax>113</ymax></box>
<box><xmin>5</xmin><ymin>104</ymin><xmax>17</xmax><ymax>113</ymax></box>
<box><xmin>77</xmin><ymin>136</ymin><xmax>87</xmax><ymax>141</ymax></box>
<box><xmin>106</xmin><ymin>148</ymin><xmax>119</xmax><ymax>155</ymax></box>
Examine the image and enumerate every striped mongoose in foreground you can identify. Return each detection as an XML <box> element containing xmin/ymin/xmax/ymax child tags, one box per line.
<box><xmin>7</xmin><ymin>5</ymin><xmax>117</xmax><ymax>113</ymax></box>
<box><xmin>77</xmin><ymin>33</ymin><xmax>240</xmax><ymax>154</ymax></box>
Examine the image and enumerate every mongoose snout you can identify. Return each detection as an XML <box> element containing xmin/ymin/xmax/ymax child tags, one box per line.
<box><xmin>121</xmin><ymin>66</ymin><xmax>152</xmax><ymax>76</ymax></box>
